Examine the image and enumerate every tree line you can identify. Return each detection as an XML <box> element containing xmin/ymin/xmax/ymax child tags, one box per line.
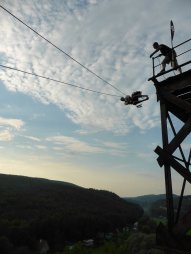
<box><xmin>0</xmin><ymin>174</ymin><xmax>143</xmax><ymax>253</ymax></box>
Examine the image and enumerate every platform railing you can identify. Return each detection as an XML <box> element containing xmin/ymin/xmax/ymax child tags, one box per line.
<box><xmin>151</xmin><ymin>38</ymin><xmax>191</xmax><ymax>78</ymax></box>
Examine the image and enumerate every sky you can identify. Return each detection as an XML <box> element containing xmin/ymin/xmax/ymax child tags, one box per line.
<box><xmin>0</xmin><ymin>0</ymin><xmax>191</xmax><ymax>197</ymax></box>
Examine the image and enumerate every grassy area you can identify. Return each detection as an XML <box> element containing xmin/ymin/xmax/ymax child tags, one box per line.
<box><xmin>153</xmin><ymin>217</ymin><xmax>167</xmax><ymax>226</ymax></box>
<box><xmin>186</xmin><ymin>228</ymin><xmax>191</xmax><ymax>236</ymax></box>
<box><xmin>55</xmin><ymin>232</ymin><xmax>164</xmax><ymax>254</ymax></box>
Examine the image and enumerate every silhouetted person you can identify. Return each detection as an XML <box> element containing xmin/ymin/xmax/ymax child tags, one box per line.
<box><xmin>131</xmin><ymin>91</ymin><xmax>141</xmax><ymax>105</ymax></box>
<box><xmin>120</xmin><ymin>91</ymin><xmax>148</xmax><ymax>108</ymax></box>
<box><xmin>121</xmin><ymin>95</ymin><xmax>132</xmax><ymax>105</ymax></box>
<box><xmin>150</xmin><ymin>42</ymin><xmax>182</xmax><ymax>74</ymax></box>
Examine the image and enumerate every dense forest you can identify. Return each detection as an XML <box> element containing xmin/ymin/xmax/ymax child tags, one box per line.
<box><xmin>0</xmin><ymin>174</ymin><xmax>143</xmax><ymax>253</ymax></box>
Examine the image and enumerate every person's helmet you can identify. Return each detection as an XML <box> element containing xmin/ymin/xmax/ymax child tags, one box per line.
<box><xmin>153</xmin><ymin>42</ymin><xmax>159</xmax><ymax>48</ymax></box>
<box><xmin>120</xmin><ymin>97</ymin><xmax>125</xmax><ymax>101</ymax></box>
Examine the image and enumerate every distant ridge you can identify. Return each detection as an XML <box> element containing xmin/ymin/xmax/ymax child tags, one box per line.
<box><xmin>0</xmin><ymin>173</ymin><xmax>81</xmax><ymax>188</ymax></box>
<box><xmin>124</xmin><ymin>194</ymin><xmax>167</xmax><ymax>201</ymax></box>
<box><xmin>124</xmin><ymin>193</ymin><xmax>179</xmax><ymax>201</ymax></box>
<box><xmin>123</xmin><ymin>194</ymin><xmax>188</xmax><ymax>215</ymax></box>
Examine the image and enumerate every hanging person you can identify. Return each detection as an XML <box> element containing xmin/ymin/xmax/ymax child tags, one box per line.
<box><xmin>121</xmin><ymin>95</ymin><xmax>132</xmax><ymax>105</ymax></box>
<box><xmin>120</xmin><ymin>91</ymin><xmax>149</xmax><ymax>108</ymax></box>
<box><xmin>150</xmin><ymin>42</ymin><xmax>182</xmax><ymax>74</ymax></box>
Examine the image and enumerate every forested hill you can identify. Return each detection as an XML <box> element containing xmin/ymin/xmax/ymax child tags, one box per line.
<box><xmin>124</xmin><ymin>194</ymin><xmax>172</xmax><ymax>213</ymax></box>
<box><xmin>124</xmin><ymin>194</ymin><xmax>180</xmax><ymax>215</ymax></box>
<box><xmin>0</xmin><ymin>173</ymin><xmax>143</xmax><ymax>249</ymax></box>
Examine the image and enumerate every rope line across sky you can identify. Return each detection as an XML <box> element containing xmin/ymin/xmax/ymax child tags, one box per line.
<box><xmin>0</xmin><ymin>4</ymin><xmax>126</xmax><ymax>96</ymax></box>
<box><xmin>0</xmin><ymin>64</ymin><xmax>121</xmax><ymax>97</ymax></box>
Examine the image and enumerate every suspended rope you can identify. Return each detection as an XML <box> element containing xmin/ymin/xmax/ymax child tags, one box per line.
<box><xmin>0</xmin><ymin>64</ymin><xmax>121</xmax><ymax>97</ymax></box>
<box><xmin>0</xmin><ymin>5</ymin><xmax>126</xmax><ymax>96</ymax></box>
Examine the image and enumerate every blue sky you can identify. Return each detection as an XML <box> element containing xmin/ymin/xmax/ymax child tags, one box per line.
<box><xmin>0</xmin><ymin>0</ymin><xmax>191</xmax><ymax>196</ymax></box>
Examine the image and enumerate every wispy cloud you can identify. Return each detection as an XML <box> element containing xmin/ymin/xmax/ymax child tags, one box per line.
<box><xmin>46</xmin><ymin>135</ymin><xmax>103</xmax><ymax>153</ymax></box>
<box><xmin>0</xmin><ymin>0</ymin><xmax>172</xmax><ymax>134</ymax></box>
<box><xmin>22</xmin><ymin>135</ymin><xmax>41</xmax><ymax>142</ymax></box>
<box><xmin>0</xmin><ymin>0</ymin><xmax>191</xmax><ymax>196</ymax></box>
<box><xmin>46</xmin><ymin>135</ymin><xmax>130</xmax><ymax>157</ymax></box>
<box><xmin>36</xmin><ymin>145</ymin><xmax>47</xmax><ymax>150</ymax></box>
<box><xmin>0</xmin><ymin>117</ymin><xmax>24</xmax><ymax>130</ymax></box>
<box><xmin>0</xmin><ymin>117</ymin><xmax>24</xmax><ymax>141</ymax></box>
<box><xmin>0</xmin><ymin>130</ymin><xmax>13</xmax><ymax>141</ymax></box>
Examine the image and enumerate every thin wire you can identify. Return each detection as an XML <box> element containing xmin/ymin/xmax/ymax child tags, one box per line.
<box><xmin>0</xmin><ymin>4</ymin><xmax>126</xmax><ymax>96</ymax></box>
<box><xmin>177</xmin><ymin>48</ymin><xmax>191</xmax><ymax>57</ymax></box>
<box><xmin>0</xmin><ymin>64</ymin><xmax>121</xmax><ymax>97</ymax></box>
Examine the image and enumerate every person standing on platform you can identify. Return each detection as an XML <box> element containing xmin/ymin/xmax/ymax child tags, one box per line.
<box><xmin>150</xmin><ymin>42</ymin><xmax>182</xmax><ymax>74</ymax></box>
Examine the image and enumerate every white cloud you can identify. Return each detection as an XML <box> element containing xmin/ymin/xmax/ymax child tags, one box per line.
<box><xmin>47</xmin><ymin>135</ymin><xmax>103</xmax><ymax>153</ymax></box>
<box><xmin>0</xmin><ymin>117</ymin><xmax>24</xmax><ymax>130</ymax></box>
<box><xmin>22</xmin><ymin>135</ymin><xmax>41</xmax><ymax>142</ymax></box>
<box><xmin>0</xmin><ymin>0</ymin><xmax>191</xmax><ymax>196</ymax></box>
<box><xmin>47</xmin><ymin>135</ymin><xmax>130</xmax><ymax>157</ymax></box>
<box><xmin>0</xmin><ymin>130</ymin><xmax>13</xmax><ymax>141</ymax></box>
<box><xmin>0</xmin><ymin>0</ymin><xmax>190</xmax><ymax>136</ymax></box>
<box><xmin>0</xmin><ymin>117</ymin><xmax>24</xmax><ymax>142</ymax></box>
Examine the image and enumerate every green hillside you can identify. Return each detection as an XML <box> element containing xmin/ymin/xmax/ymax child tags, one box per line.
<box><xmin>0</xmin><ymin>173</ymin><xmax>143</xmax><ymax>252</ymax></box>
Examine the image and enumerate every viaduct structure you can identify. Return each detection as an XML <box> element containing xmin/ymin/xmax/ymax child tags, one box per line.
<box><xmin>149</xmin><ymin>39</ymin><xmax>191</xmax><ymax>254</ymax></box>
